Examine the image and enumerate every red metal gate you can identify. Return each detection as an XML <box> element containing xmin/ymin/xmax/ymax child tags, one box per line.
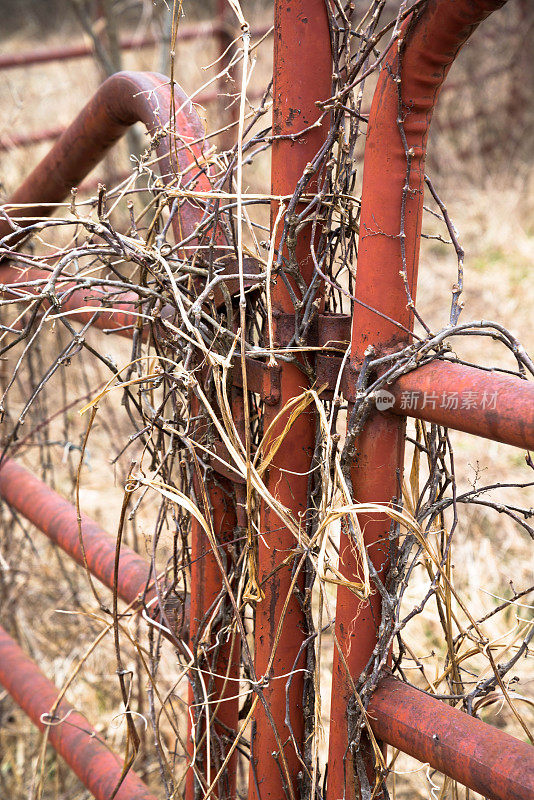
<box><xmin>0</xmin><ymin>1</ymin><xmax>532</xmax><ymax>799</ymax></box>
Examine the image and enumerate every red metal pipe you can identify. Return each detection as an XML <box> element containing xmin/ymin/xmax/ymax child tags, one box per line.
<box><xmin>0</xmin><ymin>266</ymin><xmax>160</xmax><ymax>338</ymax></box>
<box><xmin>318</xmin><ymin>350</ymin><xmax>534</xmax><ymax>449</ymax></box>
<box><xmin>0</xmin><ymin>32</ymin><xmax>181</xmax><ymax>70</ymax></box>
<box><xmin>0</xmin><ymin>24</ymin><xmax>271</xmax><ymax>71</ymax></box>
<box><xmin>0</xmin><ymin>624</ymin><xmax>157</xmax><ymax>800</ymax></box>
<box><xmin>187</xmin><ymin>473</ymin><xmax>240</xmax><ymax>800</ymax></box>
<box><xmin>5</xmin><ymin>35</ymin><xmax>161</xmax><ymax>70</ymax></box>
<box><xmin>0</xmin><ymin>70</ymin><xmax>216</xmax><ymax>245</ymax></box>
<box><xmin>185</xmin><ymin>333</ymin><xmax>264</xmax><ymax>796</ymax></box>
<box><xmin>0</xmin><ymin>459</ymin><xmax>188</xmax><ymax>635</ymax></box>
<box><xmin>0</xmin><ymin>70</ymin><xmax>226</xmax><ymax>335</ymax></box>
<box><xmin>250</xmin><ymin>3</ymin><xmax>331</xmax><ymax>799</ymax></box>
<box><xmin>327</xmin><ymin>2</ymin><xmax>509</xmax><ymax>799</ymax></box>
<box><xmin>390</xmin><ymin>360</ymin><xmax>534</xmax><ymax>451</ymax></box>
<box><xmin>180</xmin><ymin>12</ymin><xmax>244</xmax><ymax>787</ymax></box>
<box><xmin>0</xmin><ymin>125</ymin><xmax>67</xmax><ymax>152</ymax></box>
<box><xmin>0</xmin><ymin>25</ymin><xmax>218</xmax><ymax>72</ymax></box>
<box><xmin>368</xmin><ymin>675</ymin><xmax>534</xmax><ymax>800</ymax></box>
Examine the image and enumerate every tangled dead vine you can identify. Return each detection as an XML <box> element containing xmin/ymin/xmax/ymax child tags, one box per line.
<box><xmin>0</xmin><ymin>2</ymin><xmax>532</xmax><ymax>799</ymax></box>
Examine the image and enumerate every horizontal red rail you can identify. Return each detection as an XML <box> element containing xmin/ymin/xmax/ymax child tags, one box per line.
<box><xmin>317</xmin><ymin>351</ymin><xmax>533</xmax><ymax>450</ymax></box>
<box><xmin>389</xmin><ymin>360</ymin><xmax>534</xmax><ymax>451</ymax></box>
<box><xmin>0</xmin><ymin>624</ymin><xmax>157</xmax><ymax>800</ymax></box>
<box><xmin>0</xmin><ymin>33</ymin><xmax>161</xmax><ymax>71</ymax></box>
<box><xmin>0</xmin><ymin>23</ymin><xmax>271</xmax><ymax>71</ymax></box>
<box><xmin>0</xmin><ymin>263</ymin><xmax>156</xmax><ymax>336</ymax></box>
<box><xmin>0</xmin><ymin>458</ymin><xmax>150</xmax><ymax>604</ymax></box>
<box><xmin>0</xmin><ymin>459</ymin><xmax>188</xmax><ymax>635</ymax></box>
<box><xmin>0</xmin><ymin>255</ymin><xmax>252</xmax><ymax>338</ymax></box>
<box><xmin>369</xmin><ymin>675</ymin><xmax>534</xmax><ymax>800</ymax></box>
<box><xmin>0</xmin><ymin>125</ymin><xmax>67</xmax><ymax>152</ymax></box>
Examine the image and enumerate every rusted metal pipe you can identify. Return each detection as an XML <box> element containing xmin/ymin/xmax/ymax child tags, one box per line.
<box><xmin>0</xmin><ymin>459</ymin><xmax>188</xmax><ymax>636</ymax></box>
<box><xmin>368</xmin><ymin>675</ymin><xmax>534</xmax><ymax>800</ymax></box>
<box><xmin>250</xmin><ymin>3</ymin><xmax>332</xmax><ymax>799</ymax></box>
<box><xmin>0</xmin><ymin>70</ymin><xmax>218</xmax><ymax>246</ymax></box>
<box><xmin>0</xmin><ymin>624</ymin><xmax>157</xmax><ymax>800</ymax></box>
<box><xmin>0</xmin><ymin>24</ymin><xmax>271</xmax><ymax>71</ymax></box>
<box><xmin>317</xmin><ymin>350</ymin><xmax>534</xmax><ymax>449</ymax></box>
<box><xmin>0</xmin><ymin>73</ymin><xmax>260</xmax><ymax>345</ymax></box>
<box><xmin>0</xmin><ymin>70</ymin><xmax>228</xmax><ymax>336</ymax></box>
<box><xmin>0</xmin><ymin>256</ymin><xmax>257</xmax><ymax>340</ymax></box>
<box><xmin>0</xmin><ymin>265</ymin><xmax>160</xmax><ymax>338</ymax></box>
<box><xmin>390</xmin><ymin>360</ymin><xmax>534</xmax><ymax>451</ymax></box>
<box><xmin>0</xmin><ymin>89</ymin><xmax>266</xmax><ymax>152</ymax></box>
<box><xmin>0</xmin><ymin>125</ymin><xmax>67</xmax><ymax>152</ymax></box>
<box><xmin>327</xmin><ymin>2</ymin><xmax>509</xmax><ymax>799</ymax></box>
<box><xmin>187</xmin><ymin>471</ymin><xmax>240</xmax><ymax>800</ymax></box>
<box><xmin>184</xmin><ymin>378</ymin><xmax>241</xmax><ymax>800</ymax></box>
<box><xmin>0</xmin><ymin>26</ymin><xmax>211</xmax><ymax>70</ymax></box>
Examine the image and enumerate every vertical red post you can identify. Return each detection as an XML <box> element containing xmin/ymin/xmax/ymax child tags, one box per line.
<box><xmin>187</xmin><ymin>401</ymin><xmax>240</xmax><ymax>800</ymax></box>
<box><xmin>326</xmin><ymin>2</ymin><xmax>508</xmax><ymax>799</ymax></box>
<box><xmin>250</xmin><ymin>2</ymin><xmax>331</xmax><ymax>799</ymax></box>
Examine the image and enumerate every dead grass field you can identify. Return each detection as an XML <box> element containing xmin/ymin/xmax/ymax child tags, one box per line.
<box><xmin>0</xmin><ymin>3</ymin><xmax>532</xmax><ymax>799</ymax></box>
